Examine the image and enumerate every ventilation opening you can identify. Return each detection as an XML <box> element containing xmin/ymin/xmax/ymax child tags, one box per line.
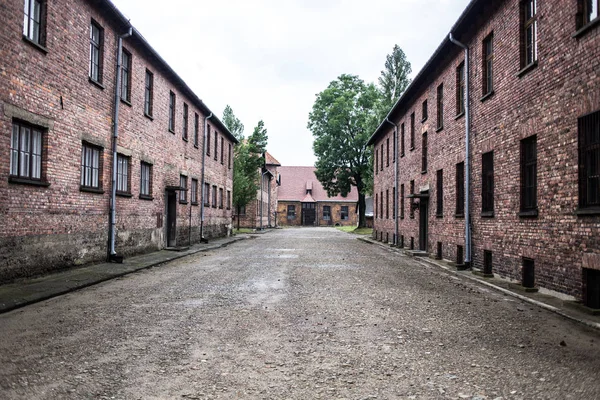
<box><xmin>522</xmin><ymin>258</ymin><xmax>535</xmax><ymax>288</ymax></box>
<box><xmin>457</xmin><ymin>245</ymin><xmax>464</xmax><ymax>265</ymax></box>
<box><xmin>436</xmin><ymin>242</ymin><xmax>442</xmax><ymax>260</ymax></box>
<box><xmin>410</xmin><ymin>237</ymin><xmax>414</xmax><ymax>250</ymax></box>
<box><xmin>585</xmin><ymin>269</ymin><xmax>600</xmax><ymax>309</ymax></box>
<box><xmin>483</xmin><ymin>250</ymin><xmax>493</xmax><ymax>275</ymax></box>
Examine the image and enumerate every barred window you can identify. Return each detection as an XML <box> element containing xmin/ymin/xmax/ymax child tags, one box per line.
<box><xmin>436</xmin><ymin>169</ymin><xmax>443</xmax><ymax>217</ymax></box>
<box><xmin>520</xmin><ymin>0</ymin><xmax>538</xmax><ymax>68</ymax></box>
<box><xmin>89</xmin><ymin>21</ymin><xmax>103</xmax><ymax>83</ymax></box>
<box><xmin>341</xmin><ymin>206</ymin><xmax>349</xmax><ymax>220</ymax></box>
<box><xmin>140</xmin><ymin>162</ymin><xmax>152</xmax><ymax>198</ymax></box>
<box><xmin>437</xmin><ymin>83</ymin><xmax>444</xmax><ymax>130</ymax></box>
<box><xmin>422</xmin><ymin>132</ymin><xmax>428</xmax><ymax>173</ymax></box>
<box><xmin>212</xmin><ymin>184</ymin><xmax>217</xmax><ymax>207</ymax></box>
<box><xmin>219</xmin><ymin>188</ymin><xmax>224</xmax><ymax>209</ymax></box>
<box><xmin>227</xmin><ymin>190</ymin><xmax>231</xmax><ymax>210</ymax></box>
<box><xmin>401</xmin><ymin>123</ymin><xmax>405</xmax><ymax>157</ymax></box>
<box><xmin>410</xmin><ymin>113</ymin><xmax>415</xmax><ymax>150</ymax></box>
<box><xmin>456</xmin><ymin>162</ymin><xmax>465</xmax><ymax>216</ymax></box>
<box><xmin>120</xmin><ymin>48</ymin><xmax>131</xmax><ymax>102</ymax></box>
<box><xmin>323</xmin><ymin>205</ymin><xmax>331</xmax><ymax>220</ymax></box>
<box><xmin>409</xmin><ymin>180</ymin><xmax>415</xmax><ymax>219</ymax></box>
<box><xmin>456</xmin><ymin>62</ymin><xmax>465</xmax><ymax>115</ymax></box>
<box><xmin>482</xmin><ymin>33</ymin><xmax>494</xmax><ymax>96</ymax></box>
<box><xmin>116</xmin><ymin>154</ymin><xmax>130</xmax><ymax>194</ymax></box>
<box><xmin>23</xmin><ymin>0</ymin><xmax>45</xmax><ymax>45</ymax></box>
<box><xmin>179</xmin><ymin>175</ymin><xmax>187</xmax><ymax>203</ymax></box>
<box><xmin>287</xmin><ymin>205</ymin><xmax>296</xmax><ymax>219</ymax></box>
<box><xmin>400</xmin><ymin>184</ymin><xmax>405</xmax><ymax>219</ymax></box>
<box><xmin>579</xmin><ymin>110</ymin><xmax>600</xmax><ymax>209</ymax></box>
<box><xmin>521</xmin><ymin>136</ymin><xmax>537</xmax><ymax>213</ymax></box>
<box><xmin>194</xmin><ymin>113</ymin><xmax>199</xmax><ymax>146</ymax></box>
<box><xmin>482</xmin><ymin>151</ymin><xmax>494</xmax><ymax>215</ymax></box>
<box><xmin>144</xmin><ymin>70</ymin><xmax>153</xmax><ymax>117</ymax></box>
<box><xmin>204</xmin><ymin>182</ymin><xmax>210</xmax><ymax>206</ymax></box>
<box><xmin>10</xmin><ymin>120</ymin><xmax>43</xmax><ymax>181</ymax></box>
<box><xmin>169</xmin><ymin>92</ymin><xmax>176</xmax><ymax>132</ymax></box>
<box><xmin>191</xmin><ymin>178</ymin><xmax>198</xmax><ymax>204</ymax></box>
<box><xmin>183</xmin><ymin>103</ymin><xmax>189</xmax><ymax>140</ymax></box>
<box><xmin>80</xmin><ymin>143</ymin><xmax>102</xmax><ymax>189</ymax></box>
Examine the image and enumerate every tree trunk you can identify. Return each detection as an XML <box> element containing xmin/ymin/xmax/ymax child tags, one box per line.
<box><xmin>357</xmin><ymin>191</ymin><xmax>366</xmax><ymax>228</ymax></box>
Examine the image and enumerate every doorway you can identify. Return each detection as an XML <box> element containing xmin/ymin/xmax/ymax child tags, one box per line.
<box><xmin>166</xmin><ymin>190</ymin><xmax>177</xmax><ymax>247</ymax></box>
<box><xmin>302</xmin><ymin>203</ymin><xmax>316</xmax><ymax>226</ymax></box>
<box><xmin>418</xmin><ymin>194</ymin><xmax>429</xmax><ymax>252</ymax></box>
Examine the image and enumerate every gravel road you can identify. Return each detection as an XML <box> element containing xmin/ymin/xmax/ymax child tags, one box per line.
<box><xmin>1</xmin><ymin>227</ymin><xmax>599</xmax><ymax>400</ymax></box>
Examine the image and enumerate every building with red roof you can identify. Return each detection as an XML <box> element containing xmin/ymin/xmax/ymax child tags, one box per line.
<box><xmin>277</xmin><ymin>166</ymin><xmax>358</xmax><ymax>227</ymax></box>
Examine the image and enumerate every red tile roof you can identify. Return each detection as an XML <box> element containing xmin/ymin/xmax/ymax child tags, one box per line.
<box><xmin>278</xmin><ymin>166</ymin><xmax>358</xmax><ymax>202</ymax></box>
<box><xmin>265</xmin><ymin>152</ymin><xmax>281</xmax><ymax>166</ymax></box>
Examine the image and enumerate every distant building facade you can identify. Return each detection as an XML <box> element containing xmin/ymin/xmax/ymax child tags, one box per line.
<box><xmin>233</xmin><ymin>152</ymin><xmax>280</xmax><ymax>229</ymax></box>
<box><xmin>277</xmin><ymin>166</ymin><xmax>358</xmax><ymax>227</ymax></box>
<box><xmin>0</xmin><ymin>0</ymin><xmax>237</xmax><ymax>282</ymax></box>
<box><xmin>367</xmin><ymin>0</ymin><xmax>600</xmax><ymax>307</ymax></box>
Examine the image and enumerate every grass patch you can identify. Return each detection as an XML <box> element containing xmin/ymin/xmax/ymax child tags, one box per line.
<box><xmin>233</xmin><ymin>228</ymin><xmax>254</xmax><ymax>234</ymax></box>
<box><xmin>336</xmin><ymin>226</ymin><xmax>373</xmax><ymax>235</ymax></box>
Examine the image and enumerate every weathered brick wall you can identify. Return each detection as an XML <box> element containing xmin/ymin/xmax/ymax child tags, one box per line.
<box><xmin>277</xmin><ymin>201</ymin><xmax>357</xmax><ymax>227</ymax></box>
<box><xmin>277</xmin><ymin>201</ymin><xmax>302</xmax><ymax>226</ymax></box>
<box><xmin>0</xmin><ymin>0</ymin><xmax>233</xmax><ymax>282</ymax></box>
<box><xmin>372</xmin><ymin>0</ymin><xmax>600</xmax><ymax>300</ymax></box>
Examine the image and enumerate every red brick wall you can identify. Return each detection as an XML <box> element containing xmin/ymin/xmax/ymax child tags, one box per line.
<box><xmin>277</xmin><ymin>201</ymin><xmax>357</xmax><ymax>227</ymax></box>
<box><xmin>0</xmin><ymin>0</ymin><xmax>234</xmax><ymax>282</ymax></box>
<box><xmin>372</xmin><ymin>0</ymin><xmax>600</xmax><ymax>300</ymax></box>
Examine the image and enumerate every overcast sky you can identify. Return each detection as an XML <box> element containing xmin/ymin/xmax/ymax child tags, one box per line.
<box><xmin>112</xmin><ymin>0</ymin><xmax>471</xmax><ymax>166</ymax></box>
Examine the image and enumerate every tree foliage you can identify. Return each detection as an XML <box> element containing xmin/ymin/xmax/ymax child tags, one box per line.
<box><xmin>308</xmin><ymin>74</ymin><xmax>380</xmax><ymax>227</ymax></box>
<box><xmin>378</xmin><ymin>44</ymin><xmax>412</xmax><ymax>117</ymax></box>
<box><xmin>222</xmin><ymin>106</ymin><xmax>268</xmax><ymax>227</ymax></box>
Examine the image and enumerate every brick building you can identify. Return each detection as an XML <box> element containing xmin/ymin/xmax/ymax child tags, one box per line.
<box><xmin>233</xmin><ymin>151</ymin><xmax>280</xmax><ymax>229</ymax></box>
<box><xmin>277</xmin><ymin>166</ymin><xmax>358</xmax><ymax>227</ymax></box>
<box><xmin>367</xmin><ymin>0</ymin><xmax>600</xmax><ymax>306</ymax></box>
<box><xmin>0</xmin><ymin>0</ymin><xmax>237</xmax><ymax>282</ymax></box>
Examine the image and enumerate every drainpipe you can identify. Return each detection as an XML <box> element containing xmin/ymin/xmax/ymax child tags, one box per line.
<box><xmin>260</xmin><ymin>169</ymin><xmax>269</xmax><ymax>230</ymax></box>
<box><xmin>108</xmin><ymin>26</ymin><xmax>132</xmax><ymax>262</ymax></box>
<box><xmin>200</xmin><ymin>113</ymin><xmax>213</xmax><ymax>242</ymax></box>
<box><xmin>449</xmin><ymin>33</ymin><xmax>471</xmax><ymax>268</ymax></box>
<box><xmin>384</xmin><ymin>118</ymin><xmax>398</xmax><ymax>246</ymax></box>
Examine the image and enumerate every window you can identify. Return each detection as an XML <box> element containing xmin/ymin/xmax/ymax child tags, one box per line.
<box><xmin>221</xmin><ymin>137</ymin><xmax>224</xmax><ymax>164</ymax></box>
<box><xmin>120</xmin><ymin>48</ymin><xmax>131</xmax><ymax>103</ymax></box>
<box><xmin>386</xmin><ymin>137</ymin><xmax>390</xmax><ymax>167</ymax></box>
<box><xmin>392</xmin><ymin>187</ymin><xmax>396</xmax><ymax>219</ymax></box>
<box><xmin>393</xmin><ymin>130</ymin><xmax>396</xmax><ymax>163</ymax></box>
<box><xmin>212</xmin><ymin>185</ymin><xmax>217</xmax><ymax>208</ymax></box>
<box><xmin>179</xmin><ymin>175</ymin><xmax>187</xmax><ymax>203</ymax></box>
<box><xmin>219</xmin><ymin>188</ymin><xmax>224</xmax><ymax>209</ymax></box>
<box><xmin>456</xmin><ymin>62</ymin><xmax>465</xmax><ymax>116</ymax></box>
<box><xmin>401</xmin><ymin>123</ymin><xmax>405</xmax><ymax>157</ymax></box>
<box><xmin>237</xmin><ymin>205</ymin><xmax>246</xmax><ymax>216</ymax></box>
<box><xmin>23</xmin><ymin>0</ymin><xmax>45</xmax><ymax>46</ymax></box>
<box><xmin>182</xmin><ymin>103</ymin><xmax>188</xmax><ymax>140</ymax></box>
<box><xmin>482</xmin><ymin>151</ymin><xmax>494</xmax><ymax>215</ymax></box>
<box><xmin>456</xmin><ymin>162</ymin><xmax>465</xmax><ymax>216</ymax></box>
<box><xmin>380</xmin><ymin>191</ymin><xmax>383</xmax><ymax>219</ymax></box>
<box><xmin>203</xmin><ymin>182</ymin><xmax>210</xmax><ymax>206</ymax></box>
<box><xmin>422</xmin><ymin>132</ymin><xmax>428</xmax><ymax>173</ymax></box>
<box><xmin>380</xmin><ymin>144</ymin><xmax>384</xmax><ymax>171</ymax></box>
<box><xmin>89</xmin><ymin>21</ymin><xmax>104</xmax><ymax>83</ymax></box>
<box><xmin>228</xmin><ymin>143</ymin><xmax>232</xmax><ymax>169</ymax></box>
<box><xmin>482</xmin><ymin>33</ymin><xmax>494</xmax><ymax>97</ymax></box>
<box><xmin>409</xmin><ymin>180</ymin><xmax>415</xmax><ymax>219</ymax></box>
<box><xmin>386</xmin><ymin>189</ymin><xmax>389</xmax><ymax>219</ymax></box>
<box><xmin>80</xmin><ymin>143</ymin><xmax>102</xmax><ymax>190</ymax></box>
<box><xmin>169</xmin><ymin>91</ymin><xmax>176</xmax><ymax>132</ymax></box>
<box><xmin>323</xmin><ymin>205</ymin><xmax>331</xmax><ymax>220</ymax></box>
<box><xmin>116</xmin><ymin>154</ymin><xmax>130</xmax><ymax>194</ymax></box>
<box><xmin>140</xmin><ymin>162</ymin><xmax>152</xmax><ymax>199</ymax></box>
<box><xmin>436</xmin><ymin>83</ymin><xmax>444</xmax><ymax>130</ymax></box>
<box><xmin>521</xmin><ymin>0</ymin><xmax>538</xmax><ymax>68</ymax></box>
<box><xmin>227</xmin><ymin>190</ymin><xmax>231</xmax><ymax>210</ymax></box>
<box><xmin>207</xmin><ymin>125</ymin><xmax>211</xmax><ymax>156</ymax></box>
<box><xmin>287</xmin><ymin>205</ymin><xmax>296</xmax><ymax>219</ymax></box>
<box><xmin>436</xmin><ymin>169</ymin><xmax>443</xmax><ymax>217</ymax></box>
<box><xmin>214</xmin><ymin>132</ymin><xmax>218</xmax><ymax>160</ymax></box>
<box><xmin>375</xmin><ymin>149</ymin><xmax>378</xmax><ymax>175</ymax></box>
<box><xmin>400</xmin><ymin>184</ymin><xmax>405</xmax><ymax>219</ymax></box>
<box><xmin>375</xmin><ymin>193</ymin><xmax>378</xmax><ymax>218</ymax></box>
<box><xmin>521</xmin><ymin>136</ymin><xmax>537</xmax><ymax>214</ymax></box>
<box><xmin>10</xmin><ymin>120</ymin><xmax>44</xmax><ymax>182</ymax></box>
<box><xmin>191</xmin><ymin>179</ymin><xmax>198</xmax><ymax>205</ymax></box>
<box><xmin>144</xmin><ymin>70</ymin><xmax>153</xmax><ymax>117</ymax></box>
<box><xmin>194</xmin><ymin>113</ymin><xmax>199</xmax><ymax>147</ymax></box>
<box><xmin>341</xmin><ymin>206</ymin><xmax>349</xmax><ymax>220</ymax></box>
<box><xmin>577</xmin><ymin>0</ymin><xmax>599</xmax><ymax>29</ymax></box>
<box><xmin>578</xmin><ymin>110</ymin><xmax>600</xmax><ymax>210</ymax></box>
<box><xmin>422</xmin><ymin>100</ymin><xmax>428</xmax><ymax>122</ymax></box>
<box><xmin>410</xmin><ymin>113</ymin><xmax>415</xmax><ymax>150</ymax></box>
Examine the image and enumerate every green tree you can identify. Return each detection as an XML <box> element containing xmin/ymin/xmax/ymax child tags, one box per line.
<box><xmin>222</xmin><ymin>107</ymin><xmax>269</xmax><ymax>229</ymax></box>
<box><xmin>378</xmin><ymin>44</ymin><xmax>412</xmax><ymax>117</ymax></box>
<box><xmin>222</xmin><ymin>105</ymin><xmax>245</xmax><ymax>141</ymax></box>
<box><xmin>308</xmin><ymin>74</ymin><xmax>380</xmax><ymax>227</ymax></box>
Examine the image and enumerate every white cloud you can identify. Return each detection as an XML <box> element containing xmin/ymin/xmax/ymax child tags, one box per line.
<box><xmin>112</xmin><ymin>0</ymin><xmax>471</xmax><ymax>165</ymax></box>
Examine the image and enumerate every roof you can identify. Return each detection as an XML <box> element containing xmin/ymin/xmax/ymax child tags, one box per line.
<box><xmin>93</xmin><ymin>0</ymin><xmax>238</xmax><ymax>144</ymax></box>
<box><xmin>366</xmin><ymin>0</ymin><xmax>482</xmax><ymax>146</ymax></box>
<box><xmin>278</xmin><ymin>166</ymin><xmax>359</xmax><ymax>202</ymax></box>
<box><xmin>265</xmin><ymin>152</ymin><xmax>281</xmax><ymax>166</ymax></box>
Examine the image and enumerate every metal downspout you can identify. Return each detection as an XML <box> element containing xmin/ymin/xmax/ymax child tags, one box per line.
<box><xmin>384</xmin><ymin>118</ymin><xmax>398</xmax><ymax>245</ymax></box>
<box><xmin>449</xmin><ymin>33</ymin><xmax>471</xmax><ymax>267</ymax></box>
<box><xmin>108</xmin><ymin>26</ymin><xmax>132</xmax><ymax>262</ymax></box>
<box><xmin>200</xmin><ymin>113</ymin><xmax>213</xmax><ymax>242</ymax></box>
